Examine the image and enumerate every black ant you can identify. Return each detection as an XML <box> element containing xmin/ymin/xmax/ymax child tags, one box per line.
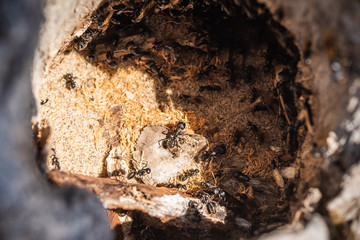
<box><xmin>181</xmin><ymin>169</ymin><xmax>199</xmax><ymax>181</ymax></box>
<box><xmin>109</xmin><ymin>169</ymin><xmax>123</xmax><ymax>177</ymax></box>
<box><xmin>117</xmin><ymin>209</ymin><xmax>128</xmax><ymax>217</ymax></box>
<box><xmin>158</xmin><ymin>122</ymin><xmax>186</xmax><ymax>149</ymax></box>
<box><xmin>146</xmin><ymin>61</ymin><xmax>168</xmax><ymax>85</ymax></box>
<box><xmin>63</xmin><ymin>73</ymin><xmax>76</xmax><ymax>90</ymax></box>
<box><xmin>126</xmin><ymin>41</ymin><xmax>136</xmax><ymax>51</ymax></box>
<box><xmin>211</xmin><ymin>187</ymin><xmax>226</xmax><ymax>202</ymax></box>
<box><xmin>234</xmin><ymin>171</ymin><xmax>250</xmax><ymax>182</ymax></box>
<box><xmin>127</xmin><ymin>167</ymin><xmax>151</xmax><ymax>179</ymax></box>
<box><xmin>179</xmin><ymin>94</ymin><xmax>203</xmax><ymax>105</ymax></box>
<box><xmin>233</xmin><ymin>130</ymin><xmax>243</xmax><ymax>146</ymax></box>
<box><xmin>40</xmin><ymin>99</ymin><xmax>48</xmax><ymax>105</ymax></box>
<box><xmin>198</xmin><ymin>191</ymin><xmax>210</xmax><ymax>203</ymax></box>
<box><xmin>198</xmin><ymin>191</ymin><xmax>217</xmax><ymax>214</ymax></box>
<box><xmin>207</xmin><ymin>202</ymin><xmax>216</xmax><ymax>214</ymax></box>
<box><xmin>176</xmin><ymin>184</ymin><xmax>187</xmax><ymax>190</ymax></box>
<box><xmin>286</xmin><ymin>120</ymin><xmax>303</xmax><ymax>154</ymax></box>
<box><xmin>197</xmin><ymin>65</ymin><xmax>216</xmax><ymax>80</ymax></box>
<box><xmin>200</xmin><ymin>181</ymin><xmax>227</xmax><ymax>202</ymax></box>
<box><xmin>127</xmin><ymin>172</ymin><xmax>136</xmax><ymax>179</ymax></box>
<box><xmin>252</xmin><ymin>104</ymin><xmax>268</xmax><ymax>113</ymax></box>
<box><xmin>247</xmin><ymin>121</ymin><xmax>258</xmax><ymax>132</ymax></box>
<box><xmin>218</xmin><ymin>190</ymin><xmax>226</xmax><ymax>201</ymax></box>
<box><xmin>50</xmin><ymin>148</ymin><xmax>60</xmax><ymax>170</ymax></box>
<box><xmin>157</xmin><ymin>73</ymin><xmax>168</xmax><ymax>85</ymax></box>
<box><xmin>82</xmin><ymin>28</ymin><xmax>97</xmax><ymax>42</ymax></box>
<box><xmin>199</xmin><ymin>85</ymin><xmax>221</xmax><ymax>92</ymax></box>
<box><xmin>166</xmin><ymin>183</ymin><xmax>186</xmax><ymax>190</ymax></box>
<box><xmin>106</xmin><ymin>51</ymin><xmax>114</xmax><ymax>62</ymax></box>
<box><xmin>236</xmin><ymin>192</ymin><xmax>248</xmax><ymax>200</ymax></box>
<box><xmin>188</xmin><ymin>200</ymin><xmax>199</xmax><ymax>209</ymax></box>
<box><xmin>136</xmin><ymin>168</ymin><xmax>151</xmax><ymax>176</ymax></box>
<box><xmin>200</xmin><ymin>182</ymin><xmax>215</xmax><ymax>188</ymax></box>
<box><xmin>247</xmin><ymin>121</ymin><xmax>265</xmax><ymax>143</ymax></box>
<box><xmin>200</xmin><ymin>144</ymin><xmax>226</xmax><ymax>161</ymax></box>
<box><xmin>51</xmin><ymin>155</ymin><xmax>60</xmax><ymax>170</ymax></box>
<box><xmin>189</xmin><ymin>169</ymin><xmax>199</xmax><ymax>176</ymax></box>
<box><xmin>181</xmin><ymin>175</ymin><xmax>188</xmax><ymax>181</ymax></box>
<box><xmin>123</xmin><ymin>54</ymin><xmax>134</xmax><ymax>61</ymax></box>
<box><xmin>214</xmin><ymin>170</ymin><xmax>223</xmax><ymax>178</ymax></box>
<box><xmin>74</xmin><ymin>38</ymin><xmax>87</xmax><ymax>51</ymax></box>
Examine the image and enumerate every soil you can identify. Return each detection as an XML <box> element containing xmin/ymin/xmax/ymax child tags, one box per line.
<box><xmin>38</xmin><ymin>0</ymin><xmax>315</xmax><ymax>238</ymax></box>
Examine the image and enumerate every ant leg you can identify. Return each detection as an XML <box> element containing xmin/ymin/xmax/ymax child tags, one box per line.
<box><xmin>158</xmin><ymin>138</ymin><xmax>170</xmax><ymax>148</ymax></box>
<box><xmin>174</xmin><ymin>139</ymin><xmax>181</xmax><ymax>152</ymax></box>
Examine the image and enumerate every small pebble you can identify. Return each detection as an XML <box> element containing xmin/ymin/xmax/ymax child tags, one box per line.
<box><xmin>272</xmin><ymin>169</ymin><xmax>284</xmax><ymax>188</ymax></box>
<box><xmin>280</xmin><ymin>167</ymin><xmax>298</xmax><ymax>179</ymax></box>
<box><xmin>125</xmin><ymin>91</ymin><xmax>135</xmax><ymax>100</ymax></box>
<box><xmin>270</xmin><ymin>146</ymin><xmax>281</xmax><ymax>152</ymax></box>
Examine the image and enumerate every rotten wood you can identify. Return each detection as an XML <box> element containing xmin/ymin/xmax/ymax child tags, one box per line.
<box><xmin>48</xmin><ymin>170</ymin><xmax>229</xmax><ymax>229</ymax></box>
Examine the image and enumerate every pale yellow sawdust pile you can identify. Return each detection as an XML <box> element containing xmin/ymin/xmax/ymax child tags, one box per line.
<box><xmin>40</xmin><ymin>51</ymin><xmax>188</xmax><ymax>177</ymax></box>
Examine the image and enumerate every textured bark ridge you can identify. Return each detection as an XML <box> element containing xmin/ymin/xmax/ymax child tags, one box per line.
<box><xmin>49</xmin><ymin>170</ymin><xmax>229</xmax><ymax>229</ymax></box>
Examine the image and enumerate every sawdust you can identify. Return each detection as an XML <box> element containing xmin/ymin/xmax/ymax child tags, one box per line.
<box><xmin>40</xmin><ymin>51</ymin><xmax>188</xmax><ymax>176</ymax></box>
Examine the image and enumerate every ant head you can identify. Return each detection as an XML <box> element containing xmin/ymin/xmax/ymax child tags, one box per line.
<box><xmin>177</xmin><ymin>122</ymin><xmax>186</xmax><ymax>129</ymax></box>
